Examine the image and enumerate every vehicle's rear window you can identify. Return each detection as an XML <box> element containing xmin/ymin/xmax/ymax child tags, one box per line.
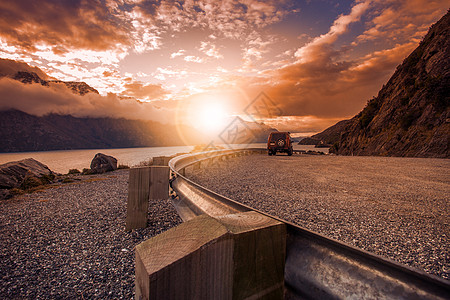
<box><xmin>269</xmin><ymin>133</ymin><xmax>286</xmax><ymax>141</ymax></box>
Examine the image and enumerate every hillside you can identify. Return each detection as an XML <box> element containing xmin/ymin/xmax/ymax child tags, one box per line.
<box><xmin>331</xmin><ymin>11</ymin><xmax>449</xmax><ymax>158</ymax></box>
<box><xmin>0</xmin><ymin>109</ymin><xmax>205</xmax><ymax>152</ymax></box>
<box><xmin>298</xmin><ymin>119</ymin><xmax>351</xmax><ymax>147</ymax></box>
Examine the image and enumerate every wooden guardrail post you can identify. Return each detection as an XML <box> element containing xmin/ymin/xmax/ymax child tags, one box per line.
<box><xmin>126</xmin><ymin>166</ymin><xmax>169</xmax><ymax>231</ymax></box>
<box><xmin>152</xmin><ymin>156</ymin><xmax>171</xmax><ymax>166</ymax></box>
<box><xmin>135</xmin><ymin>211</ymin><xmax>286</xmax><ymax>299</ymax></box>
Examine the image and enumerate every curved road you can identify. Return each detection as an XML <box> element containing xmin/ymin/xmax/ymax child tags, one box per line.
<box><xmin>188</xmin><ymin>153</ymin><xmax>450</xmax><ymax>280</ymax></box>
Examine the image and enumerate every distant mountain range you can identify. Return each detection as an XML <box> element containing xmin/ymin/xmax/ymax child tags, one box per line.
<box><xmin>0</xmin><ymin>65</ymin><xmax>276</xmax><ymax>152</ymax></box>
<box><xmin>0</xmin><ymin>108</ymin><xmax>277</xmax><ymax>152</ymax></box>
<box><xmin>313</xmin><ymin>11</ymin><xmax>449</xmax><ymax>158</ymax></box>
<box><xmin>0</xmin><ymin>109</ymin><xmax>202</xmax><ymax>152</ymax></box>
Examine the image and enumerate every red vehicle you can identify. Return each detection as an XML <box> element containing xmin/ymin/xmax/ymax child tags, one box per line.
<box><xmin>267</xmin><ymin>132</ymin><xmax>293</xmax><ymax>156</ymax></box>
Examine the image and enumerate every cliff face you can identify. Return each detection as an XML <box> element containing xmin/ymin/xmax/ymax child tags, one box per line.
<box><xmin>333</xmin><ymin>11</ymin><xmax>449</xmax><ymax>158</ymax></box>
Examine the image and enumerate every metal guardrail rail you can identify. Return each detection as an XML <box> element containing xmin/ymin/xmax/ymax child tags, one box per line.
<box><xmin>168</xmin><ymin>149</ymin><xmax>450</xmax><ymax>299</ymax></box>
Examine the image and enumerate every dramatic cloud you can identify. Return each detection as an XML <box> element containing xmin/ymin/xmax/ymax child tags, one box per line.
<box><xmin>170</xmin><ymin>49</ymin><xmax>186</xmax><ymax>59</ymax></box>
<box><xmin>357</xmin><ymin>0</ymin><xmax>448</xmax><ymax>44</ymax></box>
<box><xmin>121</xmin><ymin>81</ymin><xmax>168</xmax><ymax>101</ymax></box>
<box><xmin>295</xmin><ymin>1</ymin><xmax>370</xmax><ymax>62</ymax></box>
<box><xmin>0</xmin><ymin>78</ymin><xmax>171</xmax><ymax>123</ymax></box>
<box><xmin>135</xmin><ymin>0</ymin><xmax>286</xmax><ymax>39</ymax></box>
<box><xmin>263</xmin><ymin>41</ymin><xmax>417</xmax><ymax>119</ymax></box>
<box><xmin>240</xmin><ymin>1</ymin><xmax>447</xmax><ymax>128</ymax></box>
<box><xmin>0</xmin><ymin>0</ymin><xmax>129</xmax><ymax>51</ymax></box>
<box><xmin>184</xmin><ymin>56</ymin><xmax>205</xmax><ymax>63</ymax></box>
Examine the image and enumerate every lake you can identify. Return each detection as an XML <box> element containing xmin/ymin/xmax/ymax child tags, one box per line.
<box><xmin>0</xmin><ymin>144</ymin><xmax>326</xmax><ymax>174</ymax></box>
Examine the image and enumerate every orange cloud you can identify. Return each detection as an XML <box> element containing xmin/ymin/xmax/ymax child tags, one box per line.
<box><xmin>0</xmin><ymin>77</ymin><xmax>172</xmax><ymax>123</ymax></box>
<box><xmin>229</xmin><ymin>2</ymin><xmax>447</xmax><ymax>133</ymax></box>
<box><xmin>121</xmin><ymin>81</ymin><xmax>168</xmax><ymax>101</ymax></box>
<box><xmin>264</xmin><ymin>116</ymin><xmax>344</xmax><ymax>134</ymax></box>
<box><xmin>356</xmin><ymin>0</ymin><xmax>448</xmax><ymax>44</ymax></box>
<box><xmin>0</xmin><ymin>0</ymin><xmax>129</xmax><ymax>52</ymax></box>
<box><xmin>259</xmin><ymin>42</ymin><xmax>419</xmax><ymax>119</ymax></box>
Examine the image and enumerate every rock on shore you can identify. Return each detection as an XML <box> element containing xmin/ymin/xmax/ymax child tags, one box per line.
<box><xmin>0</xmin><ymin>158</ymin><xmax>54</xmax><ymax>199</ymax></box>
<box><xmin>90</xmin><ymin>153</ymin><xmax>118</xmax><ymax>174</ymax></box>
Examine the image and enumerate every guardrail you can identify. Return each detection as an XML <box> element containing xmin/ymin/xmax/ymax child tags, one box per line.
<box><xmin>132</xmin><ymin>148</ymin><xmax>450</xmax><ymax>299</ymax></box>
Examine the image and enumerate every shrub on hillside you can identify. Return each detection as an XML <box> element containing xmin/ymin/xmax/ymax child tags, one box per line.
<box><xmin>68</xmin><ymin>169</ymin><xmax>81</xmax><ymax>174</ymax></box>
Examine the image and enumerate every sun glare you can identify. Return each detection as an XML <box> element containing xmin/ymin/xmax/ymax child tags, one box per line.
<box><xmin>197</xmin><ymin>103</ymin><xmax>228</xmax><ymax>133</ymax></box>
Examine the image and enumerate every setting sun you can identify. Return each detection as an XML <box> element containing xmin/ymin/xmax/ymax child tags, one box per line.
<box><xmin>197</xmin><ymin>102</ymin><xmax>229</xmax><ymax>134</ymax></box>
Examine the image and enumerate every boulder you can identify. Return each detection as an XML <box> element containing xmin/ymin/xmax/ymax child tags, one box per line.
<box><xmin>0</xmin><ymin>158</ymin><xmax>53</xmax><ymax>190</ymax></box>
<box><xmin>90</xmin><ymin>153</ymin><xmax>117</xmax><ymax>174</ymax></box>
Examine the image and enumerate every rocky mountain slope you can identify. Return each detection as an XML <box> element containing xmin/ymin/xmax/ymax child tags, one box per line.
<box><xmin>298</xmin><ymin>119</ymin><xmax>351</xmax><ymax>147</ymax></box>
<box><xmin>12</xmin><ymin>70</ymin><xmax>99</xmax><ymax>95</ymax></box>
<box><xmin>331</xmin><ymin>11</ymin><xmax>449</xmax><ymax>158</ymax></box>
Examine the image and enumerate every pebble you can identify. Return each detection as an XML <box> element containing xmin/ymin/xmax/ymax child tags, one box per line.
<box><xmin>0</xmin><ymin>169</ymin><xmax>182</xmax><ymax>299</ymax></box>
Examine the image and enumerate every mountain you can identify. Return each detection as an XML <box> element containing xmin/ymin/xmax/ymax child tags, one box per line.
<box><xmin>0</xmin><ymin>109</ymin><xmax>206</xmax><ymax>152</ymax></box>
<box><xmin>12</xmin><ymin>70</ymin><xmax>99</xmax><ymax>95</ymax></box>
<box><xmin>298</xmin><ymin>119</ymin><xmax>351</xmax><ymax>147</ymax></box>
<box><xmin>236</xmin><ymin>117</ymin><xmax>278</xmax><ymax>143</ymax></box>
<box><xmin>0</xmin><ymin>110</ymin><xmax>276</xmax><ymax>152</ymax></box>
<box><xmin>331</xmin><ymin>11</ymin><xmax>449</xmax><ymax>158</ymax></box>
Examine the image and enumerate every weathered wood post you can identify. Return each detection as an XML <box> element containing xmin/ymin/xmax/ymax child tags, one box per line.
<box><xmin>153</xmin><ymin>156</ymin><xmax>171</xmax><ymax>166</ymax></box>
<box><xmin>126</xmin><ymin>166</ymin><xmax>170</xmax><ymax>231</ymax></box>
<box><xmin>135</xmin><ymin>211</ymin><xmax>286</xmax><ymax>299</ymax></box>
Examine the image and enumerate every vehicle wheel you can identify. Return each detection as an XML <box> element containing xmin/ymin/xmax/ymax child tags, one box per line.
<box><xmin>277</xmin><ymin>139</ymin><xmax>285</xmax><ymax>147</ymax></box>
<box><xmin>268</xmin><ymin>151</ymin><xmax>272</xmax><ymax>156</ymax></box>
<box><xmin>288</xmin><ymin>148</ymin><xmax>293</xmax><ymax>156</ymax></box>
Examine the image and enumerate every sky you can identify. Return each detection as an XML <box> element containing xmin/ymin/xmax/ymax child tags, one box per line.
<box><xmin>0</xmin><ymin>0</ymin><xmax>448</xmax><ymax>136</ymax></box>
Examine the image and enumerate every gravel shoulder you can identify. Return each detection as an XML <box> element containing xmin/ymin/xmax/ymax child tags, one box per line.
<box><xmin>187</xmin><ymin>154</ymin><xmax>450</xmax><ymax>280</ymax></box>
<box><xmin>0</xmin><ymin>169</ymin><xmax>182</xmax><ymax>299</ymax></box>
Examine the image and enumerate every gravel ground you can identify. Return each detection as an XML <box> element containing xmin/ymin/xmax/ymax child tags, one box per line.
<box><xmin>187</xmin><ymin>154</ymin><xmax>450</xmax><ymax>280</ymax></box>
<box><xmin>0</xmin><ymin>169</ymin><xmax>182</xmax><ymax>299</ymax></box>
